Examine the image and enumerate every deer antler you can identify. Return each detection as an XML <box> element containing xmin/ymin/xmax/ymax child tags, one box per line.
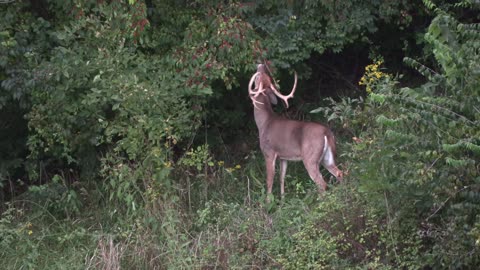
<box><xmin>249</xmin><ymin>65</ymin><xmax>297</xmax><ymax>109</ymax></box>
<box><xmin>269</xmin><ymin>71</ymin><xmax>297</xmax><ymax>108</ymax></box>
<box><xmin>248</xmin><ymin>71</ymin><xmax>265</xmax><ymax>108</ymax></box>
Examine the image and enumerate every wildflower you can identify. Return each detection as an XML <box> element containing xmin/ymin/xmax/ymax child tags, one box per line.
<box><xmin>358</xmin><ymin>60</ymin><xmax>389</xmax><ymax>94</ymax></box>
<box><xmin>235</xmin><ymin>164</ymin><xmax>241</xmax><ymax>169</ymax></box>
<box><xmin>28</xmin><ymin>230</ymin><xmax>33</xmax><ymax>235</ymax></box>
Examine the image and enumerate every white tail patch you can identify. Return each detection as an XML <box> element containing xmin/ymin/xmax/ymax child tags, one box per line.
<box><xmin>319</xmin><ymin>136</ymin><xmax>328</xmax><ymax>162</ymax></box>
<box><xmin>322</xmin><ymin>136</ymin><xmax>334</xmax><ymax>166</ymax></box>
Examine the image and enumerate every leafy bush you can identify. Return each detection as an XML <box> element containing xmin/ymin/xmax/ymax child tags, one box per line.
<box><xmin>349</xmin><ymin>8</ymin><xmax>480</xmax><ymax>268</ymax></box>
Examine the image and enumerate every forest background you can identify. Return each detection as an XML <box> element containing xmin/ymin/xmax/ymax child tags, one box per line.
<box><xmin>1</xmin><ymin>0</ymin><xmax>479</xmax><ymax>269</ymax></box>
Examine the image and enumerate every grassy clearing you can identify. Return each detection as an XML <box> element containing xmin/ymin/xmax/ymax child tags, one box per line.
<box><xmin>0</xmin><ymin>160</ymin><xmax>421</xmax><ymax>270</ymax></box>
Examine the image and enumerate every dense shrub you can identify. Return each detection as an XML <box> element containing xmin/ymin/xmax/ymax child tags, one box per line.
<box><xmin>346</xmin><ymin>9</ymin><xmax>480</xmax><ymax>268</ymax></box>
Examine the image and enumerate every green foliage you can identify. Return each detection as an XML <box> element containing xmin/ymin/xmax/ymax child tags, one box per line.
<box><xmin>179</xmin><ymin>144</ymin><xmax>214</xmax><ymax>173</ymax></box>
<box><xmin>0</xmin><ymin>0</ymin><xmax>424</xmax><ymax>197</ymax></box>
<box><xmin>310</xmin><ymin>96</ymin><xmax>364</xmax><ymax>133</ymax></box>
<box><xmin>249</xmin><ymin>0</ymin><xmax>414</xmax><ymax>68</ymax></box>
<box><xmin>185</xmin><ymin>183</ymin><xmax>423</xmax><ymax>269</ymax></box>
<box><xmin>0</xmin><ymin>204</ymin><xmax>20</xmax><ymax>250</ymax></box>
<box><xmin>1</xmin><ymin>0</ymin><xmax>264</xmax><ymax>186</ymax></box>
<box><xmin>348</xmin><ymin>8</ymin><xmax>480</xmax><ymax>268</ymax></box>
<box><xmin>0</xmin><ymin>203</ymin><xmax>92</xmax><ymax>270</ymax></box>
<box><xmin>23</xmin><ymin>174</ymin><xmax>82</xmax><ymax>219</ymax></box>
<box><xmin>261</xmin><ymin>186</ymin><xmax>423</xmax><ymax>269</ymax></box>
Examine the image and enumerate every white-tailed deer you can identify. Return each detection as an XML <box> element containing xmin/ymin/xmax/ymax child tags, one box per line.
<box><xmin>248</xmin><ymin>64</ymin><xmax>343</xmax><ymax>198</ymax></box>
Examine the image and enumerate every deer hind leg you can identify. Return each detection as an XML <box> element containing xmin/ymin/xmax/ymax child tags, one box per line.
<box><xmin>303</xmin><ymin>159</ymin><xmax>327</xmax><ymax>192</ymax></box>
<box><xmin>279</xmin><ymin>159</ymin><xmax>288</xmax><ymax>198</ymax></box>
<box><xmin>322</xmin><ymin>143</ymin><xmax>344</xmax><ymax>183</ymax></box>
<box><xmin>324</xmin><ymin>163</ymin><xmax>343</xmax><ymax>183</ymax></box>
<box><xmin>264</xmin><ymin>153</ymin><xmax>277</xmax><ymax>197</ymax></box>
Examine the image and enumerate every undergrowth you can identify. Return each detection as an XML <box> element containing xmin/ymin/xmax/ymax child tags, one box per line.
<box><xmin>0</xmin><ymin>160</ymin><xmax>424</xmax><ymax>269</ymax></box>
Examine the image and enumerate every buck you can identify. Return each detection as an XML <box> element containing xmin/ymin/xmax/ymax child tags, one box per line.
<box><xmin>248</xmin><ymin>64</ymin><xmax>343</xmax><ymax>198</ymax></box>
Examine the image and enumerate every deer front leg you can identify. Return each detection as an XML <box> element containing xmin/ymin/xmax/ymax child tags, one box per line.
<box><xmin>279</xmin><ymin>159</ymin><xmax>288</xmax><ymax>198</ymax></box>
<box><xmin>264</xmin><ymin>153</ymin><xmax>277</xmax><ymax>199</ymax></box>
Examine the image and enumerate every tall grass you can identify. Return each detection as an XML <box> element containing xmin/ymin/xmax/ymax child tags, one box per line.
<box><xmin>0</xmin><ymin>150</ymin><xmax>424</xmax><ymax>269</ymax></box>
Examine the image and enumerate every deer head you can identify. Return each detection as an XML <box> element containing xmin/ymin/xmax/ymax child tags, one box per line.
<box><xmin>248</xmin><ymin>64</ymin><xmax>297</xmax><ymax>108</ymax></box>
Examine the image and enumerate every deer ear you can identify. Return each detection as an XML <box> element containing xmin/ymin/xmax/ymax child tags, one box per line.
<box><xmin>268</xmin><ymin>92</ymin><xmax>278</xmax><ymax>105</ymax></box>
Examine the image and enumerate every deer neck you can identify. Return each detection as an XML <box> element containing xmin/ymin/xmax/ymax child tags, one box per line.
<box><xmin>253</xmin><ymin>94</ymin><xmax>276</xmax><ymax>133</ymax></box>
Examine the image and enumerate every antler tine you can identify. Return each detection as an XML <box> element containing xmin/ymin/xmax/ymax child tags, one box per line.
<box><xmin>248</xmin><ymin>72</ymin><xmax>266</xmax><ymax>108</ymax></box>
<box><xmin>248</xmin><ymin>72</ymin><xmax>262</xmax><ymax>95</ymax></box>
<box><xmin>270</xmin><ymin>71</ymin><xmax>297</xmax><ymax>108</ymax></box>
